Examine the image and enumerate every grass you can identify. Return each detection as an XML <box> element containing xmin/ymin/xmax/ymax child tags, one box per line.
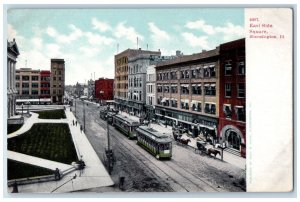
<box><xmin>7</xmin><ymin>124</ymin><xmax>23</xmax><ymax>134</ymax></box>
<box><xmin>8</xmin><ymin>123</ymin><xmax>78</xmax><ymax>164</ymax></box>
<box><xmin>35</xmin><ymin>109</ymin><xmax>66</xmax><ymax>119</ymax></box>
<box><xmin>7</xmin><ymin>160</ymin><xmax>54</xmax><ymax>180</ymax></box>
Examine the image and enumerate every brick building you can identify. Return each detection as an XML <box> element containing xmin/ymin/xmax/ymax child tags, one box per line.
<box><xmin>95</xmin><ymin>78</ymin><xmax>114</xmax><ymax>103</ymax></box>
<box><xmin>218</xmin><ymin>38</ymin><xmax>246</xmax><ymax>157</ymax></box>
<box><xmin>40</xmin><ymin>70</ymin><xmax>51</xmax><ymax>99</ymax></box>
<box><xmin>50</xmin><ymin>59</ymin><xmax>65</xmax><ymax>104</ymax></box>
<box><xmin>155</xmin><ymin>48</ymin><xmax>220</xmax><ymax>140</ymax></box>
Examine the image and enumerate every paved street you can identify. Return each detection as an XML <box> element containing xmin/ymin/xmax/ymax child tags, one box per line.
<box><xmin>73</xmin><ymin>99</ymin><xmax>246</xmax><ymax>192</ymax></box>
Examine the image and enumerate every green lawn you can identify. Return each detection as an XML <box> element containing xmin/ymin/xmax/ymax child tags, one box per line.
<box><xmin>7</xmin><ymin>160</ymin><xmax>54</xmax><ymax>180</ymax></box>
<box><xmin>35</xmin><ymin>109</ymin><xmax>66</xmax><ymax>119</ymax></box>
<box><xmin>7</xmin><ymin>124</ymin><xmax>23</xmax><ymax>134</ymax></box>
<box><xmin>8</xmin><ymin>123</ymin><xmax>78</xmax><ymax>164</ymax></box>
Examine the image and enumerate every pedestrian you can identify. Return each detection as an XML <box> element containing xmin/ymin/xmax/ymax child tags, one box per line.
<box><xmin>76</xmin><ymin>121</ymin><xmax>77</xmax><ymax>126</ymax></box>
<box><xmin>73</xmin><ymin>120</ymin><xmax>75</xmax><ymax>126</ymax></box>
<box><xmin>80</xmin><ymin>125</ymin><xmax>82</xmax><ymax>133</ymax></box>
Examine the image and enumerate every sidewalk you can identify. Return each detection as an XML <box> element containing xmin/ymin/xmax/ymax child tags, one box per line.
<box><xmin>7</xmin><ymin>106</ymin><xmax>114</xmax><ymax>193</ymax></box>
<box><xmin>118</xmin><ymin>111</ymin><xmax>245</xmax><ymax>170</ymax></box>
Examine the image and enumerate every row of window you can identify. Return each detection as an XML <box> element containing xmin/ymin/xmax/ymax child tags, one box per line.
<box><xmin>16</xmin><ymin>75</ymin><xmax>39</xmax><ymax>81</ymax></box>
<box><xmin>129</xmin><ymin>77</ymin><xmax>142</xmax><ymax>87</ymax></box>
<box><xmin>225</xmin><ymin>61</ymin><xmax>245</xmax><ymax>76</ymax></box>
<box><xmin>129</xmin><ymin>65</ymin><xmax>143</xmax><ymax>74</ymax></box>
<box><xmin>16</xmin><ymin>83</ymin><xmax>39</xmax><ymax>88</ymax></box>
<box><xmin>156</xmin><ymin>83</ymin><xmax>216</xmax><ymax>96</ymax></box>
<box><xmin>129</xmin><ymin>91</ymin><xmax>142</xmax><ymax>101</ymax></box>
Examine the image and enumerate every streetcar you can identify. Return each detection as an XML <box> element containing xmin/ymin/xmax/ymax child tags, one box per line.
<box><xmin>99</xmin><ymin>108</ymin><xmax>108</xmax><ymax>119</ymax></box>
<box><xmin>136</xmin><ymin>126</ymin><xmax>172</xmax><ymax>159</ymax></box>
<box><xmin>113</xmin><ymin>114</ymin><xmax>140</xmax><ymax>139</ymax></box>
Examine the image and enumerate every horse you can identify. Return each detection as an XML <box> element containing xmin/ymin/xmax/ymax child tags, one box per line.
<box><xmin>196</xmin><ymin>141</ymin><xmax>207</xmax><ymax>152</ymax></box>
<box><xmin>207</xmin><ymin>148</ymin><xmax>221</xmax><ymax>157</ymax></box>
<box><xmin>180</xmin><ymin>138</ymin><xmax>191</xmax><ymax>146</ymax></box>
<box><xmin>173</xmin><ymin>133</ymin><xmax>182</xmax><ymax>142</ymax></box>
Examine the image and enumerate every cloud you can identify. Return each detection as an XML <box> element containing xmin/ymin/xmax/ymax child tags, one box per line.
<box><xmin>148</xmin><ymin>22</ymin><xmax>170</xmax><ymax>41</ymax></box>
<box><xmin>215</xmin><ymin>22</ymin><xmax>245</xmax><ymax>41</ymax></box>
<box><xmin>7</xmin><ymin>24</ymin><xmax>25</xmax><ymax>44</ymax></box>
<box><xmin>181</xmin><ymin>32</ymin><xmax>210</xmax><ymax>49</ymax></box>
<box><xmin>185</xmin><ymin>20</ymin><xmax>216</xmax><ymax>35</ymax></box>
<box><xmin>30</xmin><ymin>37</ymin><xmax>43</xmax><ymax>50</ymax></box>
<box><xmin>92</xmin><ymin>18</ymin><xmax>111</xmax><ymax>32</ymax></box>
<box><xmin>46</xmin><ymin>24</ymin><xmax>83</xmax><ymax>43</ymax></box>
<box><xmin>114</xmin><ymin>22</ymin><xmax>144</xmax><ymax>43</ymax></box>
<box><xmin>45</xmin><ymin>44</ymin><xmax>62</xmax><ymax>58</ymax></box>
<box><xmin>85</xmin><ymin>32</ymin><xmax>114</xmax><ymax>46</ymax></box>
<box><xmin>79</xmin><ymin>46</ymin><xmax>101</xmax><ymax>58</ymax></box>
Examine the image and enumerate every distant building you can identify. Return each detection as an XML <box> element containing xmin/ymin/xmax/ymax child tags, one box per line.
<box><xmin>7</xmin><ymin>39</ymin><xmax>20</xmax><ymax>118</ymax></box>
<box><xmin>15</xmin><ymin>68</ymin><xmax>41</xmax><ymax>100</ymax></box>
<box><xmin>40</xmin><ymin>70</ymin><xmax>51</xmax><ymax>99</ymax></box>
<box><xmin>50</xmin><ymin>59</ymin><xmax>65</xmax><ymax>104</ymax></box>
<box><xmin>95</xmin><ymin>78</ymin><xmax>114</xmax><ymax>103</ymax></box>
<box><xmin>127</xmin><ymin>49</ymin><xmax>161</xmax><ymax>117</ymax></box>
<box><xmin>87</xmin><ymin>79</ymin><xmax>95</xmax><ymax>100</ymax></box>
<box><xmin>75</xmin><ymin>82</ymin><xmax>84</xmax><ymax>98</ymax></box>
<box><xmin>145</xmin><ymin>65</ymin><xmax>156</xmax><ymax>120</ymax></box>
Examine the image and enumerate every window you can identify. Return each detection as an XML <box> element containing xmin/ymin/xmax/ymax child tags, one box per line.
<box><xmin>22</xmin><ymin>76</ymin><xmax>29</xmax><ymax>81</ymax></box>
<box><xmin>58</xmin><ymin>70</ymin><xmax>62</xmax><ymax>75</ymax></box>
<box><xmin>236</xmin><ymin>106</ymin><xmax>245</xmax><ymax>121</ymax></box>
<box><xmin>223</xmin><ymin>104</ymin><xmax>232</xmax><ymax>118</ymax></box>
<box><xmin>16</xmin><ymin>83</ymin><xmax>20</xmax><ymax>88</ymax></box>
<box><xmin>170</xmin><ymin>71</ymin><xmax>177</xmax><ymax>80</ymax></box>
<box><xmin>171</xmin><ymin>99</ymin><xmax>178</xmax><ymax>108</ymax></box>
<box><xmin>16</xmin><ymin>75</ymin><xmax>20</xmax><ymax>80</ymax></box>
<box><xmin>22</xmin><ymin>90</ymin><xmax>29</xmax><ymax>95</ymax></box>
<box><xmin>180</xmin><ymin>84</ymin><xmax>189</xmax><ymax>95</ymax></box>
<box><xmin>163</xmin><ymin>99</ymin><xmax>169</xmax><ymax>107</ymax></box>
<box><xmin>192</xmin><ymin>84</ymin><xmax>201</xmax><ymax>95</ymax></box>
<box><xmin>59</xmin><ymin>77</ymin><xmax>61</xmax><ymax>81</ymax></box>
<box><xmin>32</xmin><ymin>83</ymin><xmax>39</xmax><ymax>88</ymax></box>
<box><xmin>32</xmin><ymin>76</ymin><xmax>39</xmax><ymax>81</ymax></box>
<box><xmin>139</xmin><ymin>91</ymin><xmax>142</xmax><ymax>101</ymax></box>
<box><xmin>164</xmin><ymin>85</ymin><xmax>169</xmax><ymax>93</ymax></box>
<box><xmin>157</xmin><ymin>85</ymin><xmax>162</xmax><ymax>93</ymax></box>
<box><xmin>204</xmin><ymin>103</ymin><xmax>216</xmax><ymax>115</ymax></box>
<box><xmin>238</xmin><ymin>61</ymin><xmax>245</xmax><ymax>75</ymax></box>
<box><xmin>203</xmin><ymin>66</ymin><xmax>209</xmax><ymax>77</ymax></box>
<box><xmin>171</xmin><ymin>85</ymin><xmax>177</xmax><ymax>94</ymax></box>
<box><xmin>204</xmin><ymin>83</ymin><xmax>216</xmax><ymax>96</ymax></box>
<box><xmin>185</xmin><ymin>70</ymin><xmax>189</xmax><ymax>79</ymax></box>
<box><xmin>22</xmin><ymin>83</ymin><xmax>29</xmax><ymax>88</ymax></box>
<box><xmin>53</xmin><ymin>77</ymin><xmax>56</xmax><ymax>81</ymax></box>
<box><xmin>191</xmin><ymin>69</ymin><xmax>199</xmax><ymax>78</ymax></box>
<box><xmin>180</xmin><ymin>100</ymin><xmax>189</xmax><ymax>110</ymax></box>
<box><xmin>237</xmin><ymin>83</ymin><xmax>245</xmax><ymax>98</ymax></box>
<box><xmin>225</xmin><ymin>83</ymin><xmax>232</xmax><ymax>97</ymax></box>
<box><xmin>225</xmin><ymin>63</ymin><xmax>232</xmax><ymax>75</ymax></box>
<box><xmin>32</xmin><ymin>90</ymin><xmax>38</xmax><ymax>95</ymax></box>
<box><xmin>191</xmin><ymin>101</ymin><xmax>201</xmax><ymax>112</ymax></box>
<box><xmin>181</xmin><ymin>71</ymin><xmax>185</xmax><ymax>79</ymax></box>
<box><xmin>210</xmin><ymin>66</ymin><xmax>216</xmax><ymax>77</ymax></box>
<box><xmin>157</xmin><ymin>96</ymin><xmax>163</xmax><ymax>105</ymax></box>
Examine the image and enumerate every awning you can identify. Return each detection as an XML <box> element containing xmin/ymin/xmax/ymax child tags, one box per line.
<box><xmin>161</xmin><ymin>97</ymin><xmax>167</xmax><ymax>103</ymax></box>
<box><xmin>235</xmin><ymin>105</ymin><xmax>244</xmax><ymax>108</ymax></box>
<box><xmin>171</xmin><ymin>84</ymin><xmax>177</xmax><ymax>87</ymax></box>
<box><xmin>204</xmin><ymin>84</ymin><xmax>209</xmax><ymax>87</ymax></box>
<box><xmin>181</xmin><ymin>84</ymin><xmax>189</xmax><ymax>87</ymax></box>
<box><xmin>203</xmin><ymin>66</ymin><xmax>208</xmax><ymax>69</ymax></box>
<box><xmin>210</xmin><ymin>83</ymin><xmax>216</xmax><ymax>87</ymax></box>
<box><xmin>209</xmin><ymin>64</ymin><xmax>215</xmax><ymax>67</ymax></box>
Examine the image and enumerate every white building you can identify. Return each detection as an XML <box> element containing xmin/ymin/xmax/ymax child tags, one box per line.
<box><xmin>7</xmin><ymin>39</ymin><xmax>20</xmax><ymax>118</ymax></box>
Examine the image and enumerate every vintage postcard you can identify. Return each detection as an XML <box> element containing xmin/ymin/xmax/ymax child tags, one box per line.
<box><xmin>4</xmin><ymin>6</ymin><xmax>294</xmax><ymax>195</ymax></box>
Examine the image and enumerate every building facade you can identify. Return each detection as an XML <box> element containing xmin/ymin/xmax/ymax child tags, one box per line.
<box><xmin>155</xmin><ymin>48</ymin><xmax>220</xmax><ymax>140</ymax></box>
<box><xmin>87</xmin><ymin>79</ymin><xmax>95</xmax><ymax>100</ymax></box>
<box><xmin>218</xmin><ymin>38</ymin><xmax>246</xmax><ymax>157</ymax></box>
<box><xmin>40</xmin><ymin>70</ymin><xmax>51</xmax><ymax>99</ymax></box>
<box><xmin>50</xmin><ymin>59</ymin><xmax>65</xmax><ymax>104</ymax></box>
<box><xmin>127</xmin><ymin>49</ymin><xmax>161</xmax><ymax>117</ymax></box>
<box><xmin>7</xmin><ymin>39</ymin><xmax>20</xmax><ymax>118</ymax></box>
<box><xmin>15</xmin><ymin>68</ymin><xmax>41</xmax><ymax>99</ymax></box>
<box><xmin>95</xmin><ymin>78</ymin><xmax>114</xmax><ymax>103</ymax></box>
<box><xmin>146</xmin><ymin>65</ymin><xmax>156</xmax><ymax>120</ymax></box>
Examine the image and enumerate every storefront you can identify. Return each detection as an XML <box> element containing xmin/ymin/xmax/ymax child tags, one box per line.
<box><xmin>155</xmin><ymin>106</ymin><xmax>218</xmax><ymax>139</ymax></box>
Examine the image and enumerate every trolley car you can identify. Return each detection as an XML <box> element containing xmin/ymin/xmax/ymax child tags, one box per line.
<box><xmin>136</xmin><ymin>126</ymin><xmax>172</xmax><ymax>159</ymax></box>
<box><xmin>113</xmin><ymin>114</ymin><xmax>140</xmax><ymax>139</ymax></box>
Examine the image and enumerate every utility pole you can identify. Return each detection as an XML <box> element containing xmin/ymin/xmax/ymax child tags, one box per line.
<box><xmin>83</xmin><ymin>100</ymin><xmax>86</xmax><ymax>132</ymax></box>
<box><xmin>75</xmin><ymin>99</ymin><xmax>77</xmax><ymax>117</ymax></box>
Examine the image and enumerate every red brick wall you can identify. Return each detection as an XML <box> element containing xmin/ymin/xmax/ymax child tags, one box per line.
<box><xmin>95</xmin><ymin>79</ymin><xmax>114</xmax><ymax>101</ymax></box>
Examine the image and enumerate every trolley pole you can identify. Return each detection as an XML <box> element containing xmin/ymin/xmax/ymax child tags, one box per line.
<box><xmin>107</xmin><ymin>120</ymin><xmax>110</xmax><ymax>150</ymax></box>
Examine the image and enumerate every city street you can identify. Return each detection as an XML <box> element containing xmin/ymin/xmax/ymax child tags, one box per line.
<box><xmin>72</xmin><ymin>99</ymin><xmax>246</xmax><ymax>192</ymax></box>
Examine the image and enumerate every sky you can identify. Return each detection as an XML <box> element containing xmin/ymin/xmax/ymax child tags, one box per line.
<box><xmin>7</xmin><ymin>8</ymin><xmax>244</xmax><ymax>85</ymax></box>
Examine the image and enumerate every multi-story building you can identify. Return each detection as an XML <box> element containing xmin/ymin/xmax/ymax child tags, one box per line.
<box><xmin>87</xmin><ymin>79</ymin><xmax>95</xmax><ymax>100</ymax></box>
<box><xmin>114</xmin><ymin>50</ymin><xmax>130</xmax><ymax>111</ymax></box>
<box><xmin>40</xmin><ymin>70</ymin><xmax>51</xmax><ymax>99</ymax></box>
<box><xmin>146</xmin><ymin>65</ymin><xmax>156</xmax><ymax>120</ymax></box>
<box><xmin>145</xmin><ymin>55</ymin><xmax>178</xmax><ymax>120</ymax></box>
<box><xmin>155</xmin><ymin>48</ymin><xmax>220</xmax><ymax>140</ymax></box>
<box><xmin>7</xmin><ymin>39</ymin><xmax>20</xmax><ymax>118</ymax></box>
<box><xmin>50</xmin><ymin>59</ymin><xmax>65</xmax><ymax>104</ymax></box>
<box><xmin>218</xmin><ymin>38</ymin><xmax>246</xmax><ymax>157</ymax></box>
<box><xmin>127</xmin><ymin>49</ymin><xmax>161</xmax><ymax>117</ymax></box>
<box><xmin>75</xmin><ymin>82</ymin><xmax>84</xmax><ymax>98</ymax></box>
<box><xmin>15</xmin><ymin>68</ymin><xmax>41</xmax><ymax>99</ymax></box>
<box><xmin>95</xmin><ymin>78</ymin><xmax>114</xmax><ymax>103</ymax></box>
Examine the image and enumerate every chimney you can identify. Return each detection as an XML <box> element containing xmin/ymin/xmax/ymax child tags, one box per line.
<box><xmin>176</xmin><ymin>50</ymin><xmax>181</xmax><ymax>56</ymax></box>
